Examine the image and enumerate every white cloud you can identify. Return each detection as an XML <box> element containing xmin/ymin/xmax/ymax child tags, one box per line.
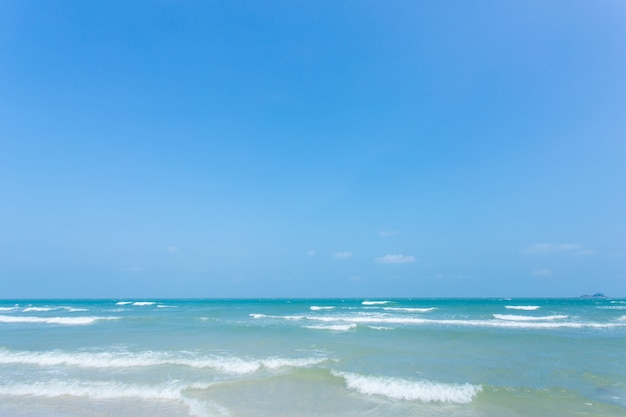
<box><xmin>532</xmin><ymin>268</ymin><xmax>552</xmax><ymax>276</ymax></box>
<box><xmin>333</xmin><ymin>251</ymin><xmax>353</xmax><ymax>259</ymax></box>
<box><xmin>375</xmin><ymin>254</ymin><xmax>416</xmax><ymax>264</ymax></box>
<box><xmin>306</xmin><ymin>250</ymin><xmax>316</xmax><ymax>257</ymax></box>
<box><xmin>524</xmin><ymin>243</ymin><xmax>594</xmax><ymax>256</ymax></box>
<box><xmin>379</xmin><ymin>230</ymin><xmax>399</xmax><ymax>237</ymax></box>
<box><xmin>167</xmin><ymin>246</ymin><xmax>178</xmax><ymax>253</ymax></box>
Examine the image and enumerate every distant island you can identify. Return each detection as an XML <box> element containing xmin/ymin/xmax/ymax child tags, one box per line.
<box><xmin>580</xmin><ymin>293</ymin><xmax>607</xmax><ymax>299</ymax></box>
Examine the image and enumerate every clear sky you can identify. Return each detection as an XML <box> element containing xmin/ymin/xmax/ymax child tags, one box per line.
<box><xmin>1</xmin><ymin>1</ymin><xmax>625</xmax><ymax>298</ymax></box>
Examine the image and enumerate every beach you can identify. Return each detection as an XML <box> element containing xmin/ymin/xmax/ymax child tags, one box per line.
<box><xmin>0</xmin><ymin>298</ymin><xmax>625</xmax><ymax>417</ymax></box>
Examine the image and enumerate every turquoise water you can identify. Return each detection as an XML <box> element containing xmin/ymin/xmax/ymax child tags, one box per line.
<box><xmin>0</xmin><ymin>298</ymin><xmax>625</xmax><ymax>416</ymax></box>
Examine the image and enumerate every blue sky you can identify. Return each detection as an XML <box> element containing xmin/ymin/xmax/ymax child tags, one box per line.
<box><xmin>1</xmin><ymin>1</ymin><xmax>625</xmax><ymax>298</ymax></box>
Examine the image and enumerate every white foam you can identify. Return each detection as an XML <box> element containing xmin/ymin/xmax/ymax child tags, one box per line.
<box><xmin>0</xmin><ymin>380</ymin><xmax>225</xmax><ymax>417</ymax></box>
<box><xmin>333</xmin><ymin>371</ymin><xmax>481</xmax><ymax>404</ymax></box>
<box><xmin>115</xmin><ymin>301</ymin><xmax>132</xmax><ymax>305</ymax></box>
<box><xmin>304</xmin><ymin>324</ymin><xmax>357</xmax><ymax>331</ymax></box>
<box><xmin>505</xmin><ymin>305</ymin><xmax>541</xmax><ymax>311</ymax></box>
<box><xmin>132</xmin><ymin>302</ymin><xmax>156</xmax><ymax>306</ymax></box>
<box><xmin>493</xmin><ymin>314</ymin><xmax>568</xmax><ymax>321</ymax></box>
<box><xmin>0</xmin><ymin>307</ymin><xmax>17</xmax><ymax>311</ymax></box>
<box><xmin>383</xmin><ymin>307</ymin><xmax>436</xmax><ymax>313</ymax></box>
<box><xmin>310</xmin><ymin>306</ymin><xmax>335</xmax><ymax>311</ymax></box>
<box><xmin>0</xmin><ymin>315</ymin><xmax>118</xmax><ymax>325</ymax></box>
<box><xmin>23</xmin><ymin>307</ymin><xmax>55</xmax><ymax>312</ymax></box>
<box><xmin>362</xmin><ymin>301</ymin><xmax>390</xmax><ymax>305</ymax></box>
<box><xmin>250</xmin><ymin>313</ymin><xmax>623</xmax><ymax>329</ymax></box>
<box><xmin>368</xmin><ymin>326</ymin><xmax>394</xmax><ymax>330</ymax></box>
<box><xmin>62</xmin><ymin>307</ymin><xmax>89</xmax><ymax>312</ymax></box>
<box><xmin>260</xmin><ymin>357</ymin><xmax>328</xmax><ymax>369</ymax></box>
<box><xmin>250</xmin><ymin>313</ymin><xmax>304</xmax><ymax>320</ymax></box>
<box><xmin>157</xmin><ymin>305</ymin><xmax>178</xmax><ymax>308</ymax></box>
<box><xmin>0</xmin><ymin>348</ymin><xmax>327</xmax><ymax>375</ymax></box>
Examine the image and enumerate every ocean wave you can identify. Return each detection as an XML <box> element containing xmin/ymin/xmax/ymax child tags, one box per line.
<box><xmin>332</xmin><ymin>371</ymin><xmax>481</xmax><ymax>404</ymax></box>
<box><xmin>505</xmin><ymin>305</ymin><xmax>541</xmax><ymax>311</ymax></box>
<box><xmin>0</xmin><ymin>380</ymin><xmax>225</xmax><ymax>417</ymax></box>
<box><xmin>493</xmin><ymin>314</ymin><xmax>568</xmax><ymax>321</ymax></box>
<box><xmin>115</xmin><ymin>301</ymin><xmax>133</xmax><ymax>305</ymax></box>
<box><xmin>250</xmin><ymin>313</ymin><xmax>623</xmax><ymax>329</ymax></box>
<box><xmin>0</xmin><ymin>307</ymin><xmax>17</xmax><ymax>311</ymax></box>
<box><xmin>22</xmin><ymin>306</ymin><xmax>89</xmax><ymax>313</ymax></box>
<box><xmin>132</xmin><ymin>302</ymin><xmax>156</xmax><ymax>306</ymax></box>
<box><xmin>0</xmin><ymin>348</ymin><xmax>328</xmax><ymax>375</ymax></box>
<box><xmin>362</xmin><ymin>301</ymin><xmax>390</xmax><ymax>305</ymax></box>
<box><xmin>157</xmin><ymin>305</ymin><xmax>177</xmax><ymax>308</ymax></box>
<box><xmin>0</xmin><ymin>315</ymin><xmax>118</xmax><ymax>325</ymax></box>
<box><xmin>250</xmin><ymin>313</ymin><xmax>305</xmax><ymax>320</ymax></box>
<box><xmin>383</xmin><ymin>307</ymin><xmax>436</xmax><ymax>313</ymax></box>
<box><xmin>304</xmin><ymin>324</ymin><xmax>357</xmax><ymax>331</ymax></box>
<box><xmin>597</xmin><ymin>306</ymin><xmax>626</xmax><ymax>310</ymax></box>
<box><xmin>310</xmin><ymin>306</ymin><xmax>335</xmax><ymax>311</ymax></box>
<box><xmin>23</xmin><ymin>307</ymin><xmax>55</xmax><ymax>312</ymax></box>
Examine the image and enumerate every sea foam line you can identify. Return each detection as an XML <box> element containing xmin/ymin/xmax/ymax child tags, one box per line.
<box><xmin>332</xmin><ymin>371</ymin><xmax>481</xmax><ymax>404</ymax></box>
<box><xmin>505</xmin><ymin>305</ymin><xmax>541</xmax><ymax>311</ymax></box>
<box><xmin>250</xmin><ymin>313</ymin><xmax>623</xmax><ymax>329</ymax></box>
<box><xmin>493</xmin><ymin>314</ymin><xmax>568</xmax><ymax>321</ymax></box>
<box><xmin>383</xmin><ymin>307</ymin><xmax>436</xmax><ymax>313</ymax></box>
<box><xmin>310</xmin><ymin>306</ymin><xmax>335</xmax><ymax>311</ymax></box>
<box><xmin>22</xmin><ymin>306</ymin><xmax>88</xmax><ymax>313</ymax></box>
<box><xmin>362</xmin><ymin>301</ymin><xmax>390</xmax><ymax>305</ymax></box>
<box><xmin>0</xmin><ymin>315</ymin><xmax>118</xmax><ymax>325</ymax></box>
<box><xmin>0</xmin><ymin>380</ymin><xmax>226</xmax><ymax>417</ymax></box>
<box><xmin>304</xmin><ymin>324</ymin><xmax>356</xmax><ymax>331</ymax></box>
<box><xmin>0</xmin><ymin>348</ymin><xmax>328</xmax><ymax>374</ymax></box>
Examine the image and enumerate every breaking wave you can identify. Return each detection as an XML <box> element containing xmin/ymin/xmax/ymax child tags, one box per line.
<box><xmin>0</xmin><ymin>348</ymin><xmax>328</xmax><ymax>375</ymax></box>
<box><xmin>332</xmin><ymin>371</ymin><xmax>481</xmax><ymax>404</ymax></box>
<box><xmin>383</xmin><ymin>307</ymin><xmax>436</xmax><ymax>313</ymax></box>
<box><xmin>493</xmin><ymin>314</ymin><xmax>568</xmax><ymax>321</ymax></box>
<box><xmin>304</xmin><ymin>324</ymin><xmax>357</xmax><ymax>331</ymax></box>
<box><xmin>0</xmin><ymin>379</ymin><xmax>226</xmax><ymax>417</ymax></box>
<box><xmin>0</xmin><ymin>315</ymin><xmax>118</xmax><ymax>325</ymax></box>
<box><xmin>505</xmin><ymin>305</ymin><xmax>541</xmax><ymax>311</ymax></box>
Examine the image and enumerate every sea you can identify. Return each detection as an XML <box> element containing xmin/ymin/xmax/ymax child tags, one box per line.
<box><xmin>0</xmin><ymin>298</ymin><xmax>625</xmax><ymax>417</ymax></box>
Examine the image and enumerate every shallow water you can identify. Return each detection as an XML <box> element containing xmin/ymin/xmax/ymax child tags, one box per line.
<box><xmin>0</xmin><ymin>298</ymin><xmax>625</xmax><ymax>416</ymax></box>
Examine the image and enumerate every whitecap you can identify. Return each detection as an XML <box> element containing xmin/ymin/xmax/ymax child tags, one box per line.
<box><xmin>368</xmin><ymin>326</ymin><xmax>394</xmax><ymax>330</ymax></box>
<box><xmin>310</xmin><ymin>306</ymin><xmax>335</xmax><ymax>311</ymax></box>
<box><xmin>249</xmin><ymin>312</ymin><xmax>622</xmax><ymax>329</ymax></box>
<box><xmin>0</xmin><ymin>348</ymin><xmax>328</xmax><ymax>375</ymax></box>
<box><xmin>0</xmin><ymin>380</ymin><xmax>225</xmax><ymax>417</ymax></box>
<box><xmin>332</xmin><ymin>371</ymin><xmax>481</xmax><ymax>404</ymax></box>
<box><xmin>0</xmin><ymin>307</ymin><xmax>17</xmax><ymax>311</ymax></box>
<box><xmin>132</xmin><ymin>302</ymin><xmax>156</xmax><ymax>306</ymax></box>
<box><xmin>157</xmin><ymin>305</ymin><xmax>177</xmax><ymax>308</ymax></box>
<box><xmin>304</xmin><ymin>324</ymin><xmax>357</xmax><ymax>331</ymax></box>
<box><xmin>362</xmin><ymin>301</ymin><xmax>390</xmax><ymax>305</ymax></box>
<box><xmin>493</xmin><ymin>314</ymin><xmax>568</xmax><ymax>321</ymax></box>
<box><xmin>249</xmin><ymin>313</ymin><xmax>305</xmax><ymax>320</ymax></box>
<box><xmin>115</xmin><ymin>301</ymin><xmax>132</xmax><ymax>305</ymax></box>
<box><xmin>23</xmin><ymin>307</ymin><xmax>55</xmax><ymax>312</ymax></box>
<box><xmin>383</xmin><ymin>307</ymin><xmax>436</xmax><ymax>313</ymax></box>
<box><xmin>61</xmin><ymin>307</ymin><xmax>89</xmax><ymax>312</ymax></box>
<box><xmin>0</xmin><ymin>315</ymin><xmax>119</xmax><ymax>325</ymax></box>
<box><xmin>505</xmin><ymin>305</ymin><xmax>541</xmax><ymax>311</ymax></box>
